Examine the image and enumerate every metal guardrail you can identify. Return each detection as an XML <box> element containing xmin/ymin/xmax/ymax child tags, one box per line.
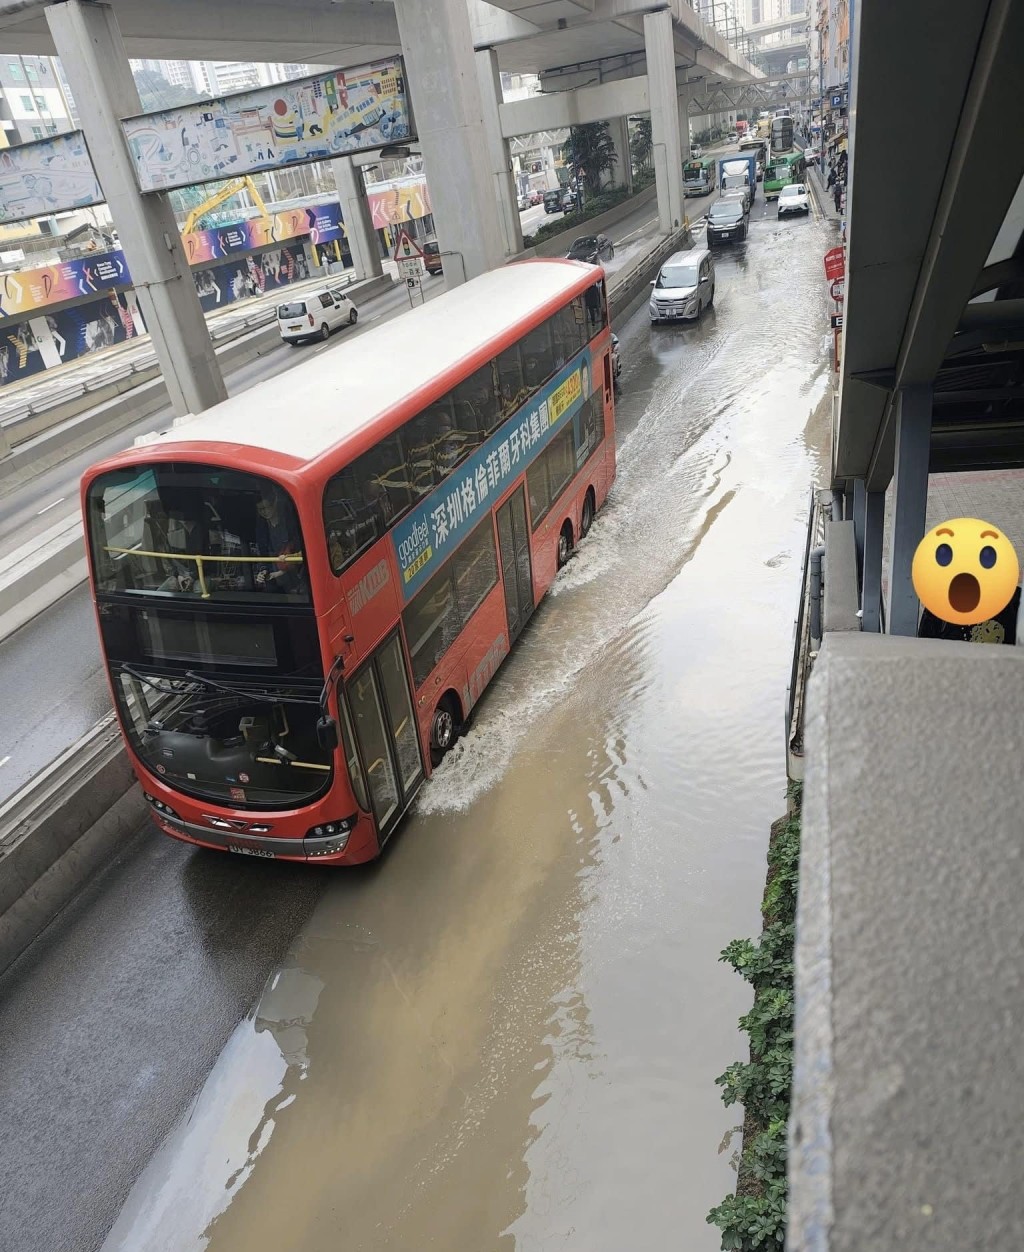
<box><xmin>786</xmin><ymin>488</ymin><xmax>825</xmax><ymax>781</ymax></box>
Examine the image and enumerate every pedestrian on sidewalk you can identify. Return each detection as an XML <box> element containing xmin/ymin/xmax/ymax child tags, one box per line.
<box><xmin>833</xmin><ymin>179</ymin><xmax>843</xmax><ymax>214</ymax></box>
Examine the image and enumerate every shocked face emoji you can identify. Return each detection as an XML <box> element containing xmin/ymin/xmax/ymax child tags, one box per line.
<box><xmin>912</xmin><ymin>518</ymin><xmax>1020</xmax><ymax>626</ymax></box>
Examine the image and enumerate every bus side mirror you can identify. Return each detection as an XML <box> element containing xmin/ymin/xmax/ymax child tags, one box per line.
<box><xmin>317</xmin><ymin>717</ymin><xmax>340</xmax><ymax>751</ymax></box>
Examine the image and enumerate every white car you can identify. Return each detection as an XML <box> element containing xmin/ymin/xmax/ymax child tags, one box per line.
<box><xmin>277</xmin><ymin>287</ymin><xmax>358</xmax><ymax>345</ymax></box>
<box><xmin>778</xmin><ymin>183</ymin><xmax>811</xmax><ymax>217</ymax></box>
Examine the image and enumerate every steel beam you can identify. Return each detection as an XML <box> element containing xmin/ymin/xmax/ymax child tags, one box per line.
<box><xmin>860</xmin><ymin>489</ymin><xmax>885</xmax><ymax>632</ymax></box>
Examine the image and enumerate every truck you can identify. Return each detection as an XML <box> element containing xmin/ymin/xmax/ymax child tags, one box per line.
<box><xmin>717</xmin><ymin>152</ymin><xmax>758</xmax><ymax>203</ymax></box>
<box><xmin>736</xmin><ymin>119</ymin><xmax>749</xmax><ymax>136</ymax></box>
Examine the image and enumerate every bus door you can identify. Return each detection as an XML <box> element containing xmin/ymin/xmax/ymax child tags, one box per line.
<box><xmin>344</xmin><ymin>633</ymin><xmax>424</xmax><ymax>840</ymax></box>
<box><xmin>496</xmin><ymin>485</ymin><xmax>534</xmax><ymax>644</ymax></box>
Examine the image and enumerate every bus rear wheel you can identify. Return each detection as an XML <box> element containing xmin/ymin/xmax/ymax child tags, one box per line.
<box><xmin>430</xmin><ymin>695</ymin><xmax>462</xmax><ymax>767</ymax></box>
<box><xmin>557</xmin><ymin>520</ymin><xmax>574</xmax><ymax>567</ymax></box>
<box><xmin>580</xmin><ymin>489</ymin><xmax>595</xmax><ymax>538</ymax></box>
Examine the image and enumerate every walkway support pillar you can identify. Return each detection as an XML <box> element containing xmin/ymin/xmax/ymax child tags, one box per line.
<box><xmin>644</xmin><ymin>7</ymin><xmax>683</xmax><ymax>235</ymax></box>
<box><xmin>885</xmin><ymin>385</ymin><xmax>933</xmax><ymax>636</ymax></box>
<box><xmin>46</xmin><ymin>0</ymin><xmax>226</xmax><ymax>419</ymax></box>
<box><xmin>394</xmin><ymin>0</ymin><xmax>505</xmax><ymax>284</ymax></box>
<box><xmin>606</xmin><ymin>115</ymin><xmax>633</xmax><ymax>192</ymax></box>
<box><xmin>860</xmin><ymin>488</ymin><xmax>885</xmax><ymax>632</ymax></box>
<box><xmin>331</xmin><ymin>156</ymin><xmax>383</xmax><ymax>281</ymax></box>
<box><xmin>475</xmin><ymin>48</ymin><xmax>524</xmax><ymax>259</ymax></box>
<box><xmin>678</xmin><ymin>82</ymin><xmax>698</xmax><ymax>165</ymax></box>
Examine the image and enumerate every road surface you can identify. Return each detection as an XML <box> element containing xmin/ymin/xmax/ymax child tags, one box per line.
<box><xmin>0</xmin><ymin>198</ymin><xmax>836</xmax><ymax>1252</ymax></box>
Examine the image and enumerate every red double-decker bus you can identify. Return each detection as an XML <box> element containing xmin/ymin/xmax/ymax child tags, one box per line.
<box><xmin>81</xmin><ymin>261</ymin><xmax>616</xmax><ymax>864</ymax></box>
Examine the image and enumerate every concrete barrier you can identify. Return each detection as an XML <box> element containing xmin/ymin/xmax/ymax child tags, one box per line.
<box><xmin>0</xmin><ymin>238</ymin><xmax>684</xmax><ymax>974</ymax></box>
<box><xmin>514</xmin><ymin>184</ymin><xmax>658</xmax><ymax>261</ymax></box>
<box><xmin>0</xmin><ymin>713</ymin><xmax>146</xmax><ymax>978</ymax></box>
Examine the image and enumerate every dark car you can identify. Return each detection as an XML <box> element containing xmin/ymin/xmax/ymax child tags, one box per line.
<box><xmin>543</xmin><ymin>189</ymin><xmax>564</xmax><ymax>214</ymax></box>
<box><xmin>706</xmin><ymin>199</ymin><xmax>748</xmax><ymax>245</ymax></box>
<box><xmin>566</xmin><ymin>234</ymin><xmax>614</xmax><ymax>265</ymax></box>
<box><xmin>423</xmin><ymin>241</ymin><xmax>443</xmax><ymax>275</ymax></box>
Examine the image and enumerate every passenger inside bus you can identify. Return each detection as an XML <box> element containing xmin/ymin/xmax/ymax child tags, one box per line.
<box><xmin>254</xmin><ymin>491</ymin><xmax>306</xmax><ymax>594</ymax></box>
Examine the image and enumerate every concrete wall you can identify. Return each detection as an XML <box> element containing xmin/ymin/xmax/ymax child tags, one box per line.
<box><xmin>791</xmin><ymin>631</ymin><xmax>1024</xmax><ymax>1251</ymax></box>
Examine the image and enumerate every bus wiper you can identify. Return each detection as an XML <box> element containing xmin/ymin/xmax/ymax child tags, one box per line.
<box><xmin>183</xmin><ymin>671</ymin><xmax>321</xmax><ymax>706</ymax></box>
<box><xmin>119</xmin><ymin>662</ymin><xmax>200</xmax><ymax>695</ymax></box>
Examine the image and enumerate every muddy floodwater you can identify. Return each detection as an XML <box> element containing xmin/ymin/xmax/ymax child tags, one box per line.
<box><xmin>101</xmin><ymin>210</ymin><xmax>835</xmax><ymax>1252</ymax></box>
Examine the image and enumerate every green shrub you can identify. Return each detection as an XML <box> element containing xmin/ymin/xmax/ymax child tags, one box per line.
<box><xmin>707</xmin><ymin>792</ymin><xmax>801</xmax><ymax>1251</ymax></box>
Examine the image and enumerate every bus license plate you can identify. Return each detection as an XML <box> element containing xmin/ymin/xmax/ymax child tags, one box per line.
<box><xmin>228</xmin><ymin>843</ymin><xmax>275</xmax><ymax>858</ymax></box>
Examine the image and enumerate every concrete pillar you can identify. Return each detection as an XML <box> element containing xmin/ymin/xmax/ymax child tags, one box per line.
<box><xmin>394</xmin><ymin>0</ymin><xmax>505</xmax><ymax>284</ymax></box>
<box><xmin>46</xmin><ymin>1</ymin><xmax>225</xmax><ymax>419</ymax></box>
<box><xmin>331</xmin><ymin>156</ymin><xmax>383</xmax><ymax>280</ymax></box>
<box><xmin>644</xmin><ymin>8</ymin><xmax>683</xmax><ymax>235</ymax></box>
<box><xmin>678</xmin><ymin>83</ymin><xmax>699</xmax><ymax>165</ymax></box>
<box><xmin>885</xmin><ymin>385</ymin><xmax>933</xmax><ymax>636</ymax></box>
<box><xmin>860</xmin><ymin>489</ymin><xmax>885</xmax><ymax>633</ymax></box>
<box><xmin>475</xmin><ymin>48</ymin><xmax>524</xmax><ymax>259</ymax></box>
<box><xmin>606</xmin><ymin>115</ymin><xmax>633</xmax><ymax>192</ymax></box>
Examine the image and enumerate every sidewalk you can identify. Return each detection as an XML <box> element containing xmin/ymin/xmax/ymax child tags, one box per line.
<box><xmin>806</xmin><ymin>160</ymin><xmax>843</xmax><ymax>223</ymax></box>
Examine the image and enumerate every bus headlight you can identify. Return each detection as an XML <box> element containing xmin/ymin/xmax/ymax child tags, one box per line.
<box><xmin>304</xmin><ymin>815</ymin><xmax>357</xmax><ymax>857</ymax></box>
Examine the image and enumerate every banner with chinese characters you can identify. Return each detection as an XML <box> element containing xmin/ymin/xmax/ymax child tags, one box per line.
<box><xmin>391</xmin><ymin>349</ymin><xmax>594</xmax><ymax>600</ymax></box>
<box><xmin>123</xmin><ymin>59</ymin><xmax>411</xmax><ymax>193</ymax></box>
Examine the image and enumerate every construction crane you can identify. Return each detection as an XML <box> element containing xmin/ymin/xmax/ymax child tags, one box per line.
<box><xmin>182</xmin><ymin>176</ymin><xmax>271</xmax><ymax>236</ymax></box>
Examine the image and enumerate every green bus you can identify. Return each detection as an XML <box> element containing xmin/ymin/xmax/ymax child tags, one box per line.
<box><xmin>763</xmin><ymin>149</ymin><xmax>806</xmax><ymax>200</ymax></box>
<box><xmin>683</xmin><ymin>155</ymin><xmax>717</xmax><ymax>197</ymax></box>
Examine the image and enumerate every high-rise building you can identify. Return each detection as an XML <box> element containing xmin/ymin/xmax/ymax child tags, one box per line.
<box><xmin>0</xmin><ymin>54</ymin><xmax>74</xmax><ymax>145</ymax></box>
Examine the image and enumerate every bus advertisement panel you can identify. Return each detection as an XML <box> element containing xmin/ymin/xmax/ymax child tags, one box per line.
<box><xmin>81</xmin><ymin>261</ymin><xmax>615</xmax><ymax>867</ymax></box>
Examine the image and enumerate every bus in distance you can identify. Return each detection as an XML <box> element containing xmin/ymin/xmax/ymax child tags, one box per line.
<box><xmin>82</xmin><ymin>261</ymin><xmax>616</xmax><ymax>865</ymax></box>
<box><xmin>770</xmin><ymin>115</ymin><xmax>794</xmax><ymax>155</ymax></box>
<box><xmin>683</xmin><ymin>156</ymin><xmax>717</xmax><ymax>197</ymax></box>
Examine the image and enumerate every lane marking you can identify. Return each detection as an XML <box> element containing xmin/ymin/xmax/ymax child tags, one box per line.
<box><xmin>0</xmin><ymin>756</ymin><xmax>9</xmax><ymax>768</ymax></box>
<box><xmin>616</xmin><ymin>216</ymin><xmax>659</xmax><ymax>246</ymax></box>
<box><xmin>36</xmin><ymin>497</ymin><xmax>65</xmax><ymax>515</ymax></box>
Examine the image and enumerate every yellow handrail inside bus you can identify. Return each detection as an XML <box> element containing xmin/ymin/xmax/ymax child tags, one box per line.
<box><xmin>255</xmin><ymin>756</ymin><xmax>331</xmax><ymax>772</ymax></box>
<box><xmin>103</xmin><ymin>546</ymin><xmax>304</xmax><ymax>600</ymax></box>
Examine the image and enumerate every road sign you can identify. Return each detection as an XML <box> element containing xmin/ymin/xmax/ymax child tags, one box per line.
<box><xmin>830</xmin><ymin>278</ymin><xmax>844</xmax><ymax>302</ymax></box>
<box><xmin>824</xmin><ymin>246</ymin><xmax>845</xmax><ymax>282</ymax></box>
<box><xmin>831</xmin><ymin>313</ymin><xmax>843</xmax><ymax>330</ymax></box>
<box><xmin>393</xmin><ymin>228</ymin><xmax>424</xmax><ymax>262</ymax></box>
<box><xmin>397</xmin><ymin>256</ymin><xmax>422</xmax><ymax>282</ymax></box>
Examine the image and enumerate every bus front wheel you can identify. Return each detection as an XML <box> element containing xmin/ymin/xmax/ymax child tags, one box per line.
<box><xmin>430</xmin><ymin>695</ymin><xmax>462</xmax><ymax>767</ymax></box>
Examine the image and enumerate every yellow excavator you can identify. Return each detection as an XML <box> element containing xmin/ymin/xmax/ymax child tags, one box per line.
<box><xmin>182</xmin><ymin>176</ymin><xmax>271</xmax><ymax>236</ymax></box>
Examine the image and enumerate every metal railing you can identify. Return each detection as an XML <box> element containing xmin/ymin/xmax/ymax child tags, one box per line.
<box><xmin>785</xmin><ymin>487</ymin><xmax>825</xmax><ymax>781</ymax></box>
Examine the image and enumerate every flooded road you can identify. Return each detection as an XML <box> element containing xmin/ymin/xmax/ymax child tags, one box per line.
<box><xmin>0</xmin><ymin>204</ymin><xmax>835</xmax><ymax>1252</ymax></box>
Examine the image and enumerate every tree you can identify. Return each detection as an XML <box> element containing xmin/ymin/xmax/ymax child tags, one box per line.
<box><xmin>629</xmin><ymin>117</ymin><xmax>653</xmax><ymax>173</ymax></box>
<box><xmin>562</xmin><ymin>121</ymin><xmax>618</xmax><ymax>197</ymax></box>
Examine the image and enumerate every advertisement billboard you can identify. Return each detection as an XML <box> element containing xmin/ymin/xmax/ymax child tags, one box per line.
<box><xmin>0</xmin><ymin>249</ymin><xmax>130</xmax><ymax>319</ymax></box>
<box><xmin>193</xmin><ymin>242</ymin><xmax>313</xmax><ymax>314</ymax></box>
<box><xmin>366</xmin><ymin>178</ymin><xmax>432</xmax><ymax>229</ymax></box>
<box><xmin>182</xmin><ymin>201</ymin><xmax>347</xmax><ymax>265</ymax></box>
<box><xmin>0</xmin><ymin>131</ymin><xmax>103</xmax><ymax>226</ymax></box>
<box><xmin>123</xmin><ymin>59</ymin><xmax>412</xmax><ymax>193</ymax></box>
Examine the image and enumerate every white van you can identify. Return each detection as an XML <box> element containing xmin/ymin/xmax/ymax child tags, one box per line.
<box><xmin>277</xmin><ymin>286</ymin><xmax>358</xmax><ymax>346</ymax></box>
<box><xmin>648</xmin><ymin>247</ymin><xmax>715</xmax><ymax>323</ymax></box>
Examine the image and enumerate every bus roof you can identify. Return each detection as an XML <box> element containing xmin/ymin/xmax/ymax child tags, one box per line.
<box><xmin>149</xmin><ymin>260</ymin><xmax>596</xmax><ymax>466</ymax></box>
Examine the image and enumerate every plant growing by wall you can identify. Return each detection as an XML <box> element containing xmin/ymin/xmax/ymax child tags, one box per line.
<box><xmin>629</xmin><ymin>116</ymin><xmax>653</xmax><ymax>173</ymax></box>
<box><xmin>707</xmin><ymin>784</ymin><xmax>801</xmax><ymax>1251</ymax></box>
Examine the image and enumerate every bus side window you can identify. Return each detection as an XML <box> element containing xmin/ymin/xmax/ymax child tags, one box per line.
<box><xmin>553</xmin><ymin>303</ymin><xmax>583</xmax><ymax>365</ymax></box>
<box><xmin>584</xmin><ymin>281</ymin><xmax>606</xmax><ymax>336</ymax></box>
<box><xmin>323</xmin><ymin>433</ymin><xmax>411</xmax><ymax>574</ymax></box>
<box><xmin>521</xmin><ymin>318</ymin><xmax>555</xmax><ymax>391</ymax></box>
<box><xmin>452</xmin><ymin>363</ymin><xmax>498</xmax><ymax>445</ymax></box>
<box><xmin>497</xmin><ymin>343</ymin><xmax>527</xmax><ymax>419</ymax></box>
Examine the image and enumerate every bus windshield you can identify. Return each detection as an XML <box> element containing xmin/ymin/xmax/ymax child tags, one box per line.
<box><xmin>113</xmin><ymin>667</ymin><xmax>332</xmax><ymax>808</ymax></box>
<box><xmin>87</xmin><ymin>463</ymin><xmax>311</xmax><ymax>605</ymax></box>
